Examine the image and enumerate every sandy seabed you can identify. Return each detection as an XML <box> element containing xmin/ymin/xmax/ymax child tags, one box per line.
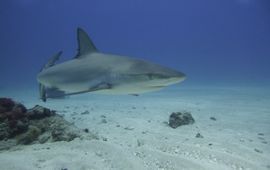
<box><xmin>0</xmin><ymin>85</ymin><xmax>269</xmax><ymax>170</ymax></box>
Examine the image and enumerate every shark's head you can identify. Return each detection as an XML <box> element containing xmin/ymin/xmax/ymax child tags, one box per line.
<box><xmin>113</xmin><ymin>59</ymin><xmax>186</xmax><ymax>93</ymax></box>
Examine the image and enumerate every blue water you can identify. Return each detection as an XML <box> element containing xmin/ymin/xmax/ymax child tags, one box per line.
<box><xmin>0</xmin><ymin>0</ymin><xmax>269</xmax><ymax>90</ymax></box>
<box><xmin>1</xmin><ymin>1</ymin><xmax>270</xmax><ymax>169</ymax></box>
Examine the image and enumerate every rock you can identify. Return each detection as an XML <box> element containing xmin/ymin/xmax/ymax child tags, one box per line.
<box><xmin>0</xmin><ymin>98</ymin><xmax>98</xmax><ymax>150</ymax></box>
<box><xmin>0</xmin><ymin>98</ymin><xmax>29</xmax><ymax>138</ymax></box>
<box><xmin>0</xmin><ymin>139</ymin><xmax>17</xmax><ymax>150</ymax></box>
<box><xmin>210</xmin><ymin>117</ymin><xmax>217</xmax><ymax>121</ymax></box>
<box><xmin>26</xmin><ymin>105</ymin><xmax>55</xmax><ymax>119</ymax></box>
<box><xmin>38</xmin><ymin>133</ymin><xmax>51</xmax><ymax>144</ymax></box>
<box><xmin>81</xmin><ymin>110</ymin><xmax>90</xmax><ymax>115</ymax></box>
<box><xmin>0</xmin><ymin>106</ymin><xmax>6</xmax><ymax>114</ymax></box>
<box><xmin>84</xmin><ymin>128</ymin><xmax>89</xmax><ymax>133</ymax></box>
<box><xmin>16</xmin><ymin>126</ymin><xmax>41</xmax><ymax>144</ymax></box>
<box><xmin>0</xmin><ymin>98</ymin><xmax>15</xmax><ymax>112</ymax></box>
<box><xmin>33</xmin><ymin>115</ymin><xmax>81</xmax><ymax>143</ymax></box>
<box><xmin>51</xmin><ymin>129</ymin><xmax>78</xmax><ymax>142</ymax></box>
<box><xmin>124</xmin><ymin>126</ymin><xmax>135</xmax><ymax>130</ymax></box>
<box><xmin>0</xmin><ymin>110</ymin><xmax>7</xmax><ymax>121</ymax></box>
<box><xmin>27</xmin><ymin>114</ymin><xmax>81</xmax><ymax>143</ymax></box>
<box><xmin>0</xmin><ymin>122</ymin><xmax>9</xmax><ymax>140</ymax></box>
<box><xmin>50</xmin><ymin>116</ymin><xmax>80</xmax><ymax>142</ymax></box>
<box><xmin>137</xmin><ymin>139</ymin><xmax>144</xmax><ymax>147</ymax></box>
<box><xmin>100</xmin><ymin>119</ymin><xmax>107</xmax><ymax>124</ymax></box>
<box><xmin>12</xmin><ymin>104</ymin><xmax>27</xmax><ymax>114</ymax></box>
<box><xmin>254</xmin><ymin>148</ymin><xmax>263</xmax><ymax>153</ymax></box>
<box><xmin>14</xmin><ymin>120</ymin><xmax>29</xmax><ymax>134</ymax></box>
<box><xmin>169</xmin><ymin>111</ymin><xmax>195</xmax><ymax>128</ymax></box>
<box><xmin>195</xmin><ymin>133</ymin><xmax>204</xmax><ymax>138</ymax></box>
<box><xmin>258</xmin><ymin>136</ymin><xmax>265</xmax><ymax>140</ymax></box>
<box><xmin>262</xmin><ymin>141</ymin><xmax>268</xmax><ymax>144</ymax></box>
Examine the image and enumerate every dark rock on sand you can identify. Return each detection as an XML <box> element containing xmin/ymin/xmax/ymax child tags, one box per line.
<box><xmin>81</xmin><ymin>110</ymin><xmax>90</xmax><ymax>115</ymax></box>
<box><xmin>210</xmin><ymin>117</ymin><xmax>217</xmax><ymax>121</ymax></box>
<box><xmin>0</xmin><ymin>98</ymin><xmax>15</xmax><ymax>113</ymax></box>
<box><xmin>0</xmin><ymin>97</ymin><xmax>97</xmax><ymax>150</ymax></box>
<box><xmin>26</xmin><ymin>105</ymin><xmax>55</xmax><ymax>119</ymax></box>
<box><xmin>169</xmin><ymin>111</ymin><xmax>195</xmax><ymax>128</ymax></box>
<box><xmin>51</xmin><ymin>120</ymin><xmax>79</xmax><ymax>142</ymax></box>
<box><xmin>16</xmin><ymin>125</ymin><xmax>41</xmax><ymax>144</ymax></box>
<box><xmin>0</xmin><ymin>98</ymin><xmax>29</xmax><ymax>139</ymax></box>
<box><xmin>0</xmin><ymin>122</ymin><xmax>9</xmax><ymax>140</ymax></box>
<box><xmin>100</xmin><ymin>119</ymin><xmax>107</xmax><ymax>124</ymax></box>
<box><xmin>195</xmin><ymin>133</ymin><xmax>204</xmax><ymax>138</ymax></box>
<box><xmin>254</xmin><ymin>148</ymin><xmax>263</xmax><ymax>153</ymax></box>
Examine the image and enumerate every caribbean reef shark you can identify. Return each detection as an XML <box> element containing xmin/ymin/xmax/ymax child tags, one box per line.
<box><xmin>37</xmin><ymin>28</ymin><xmax>186</xmax><ymax>102</ymax></box>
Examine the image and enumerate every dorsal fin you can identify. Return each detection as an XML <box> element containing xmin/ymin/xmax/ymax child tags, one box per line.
<box><xmin>75</xmin><ymin>27</ymin><xmax>98</xmax><ymax>58</ymax></box>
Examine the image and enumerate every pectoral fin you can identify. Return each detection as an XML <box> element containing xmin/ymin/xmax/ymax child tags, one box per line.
<box><xmin>39</xmin><ymin>84</ymin><xmax>46</xmax><ymax>102</ymax></box>
<box><xmin>39</xmin><ymin>86</ymin><xmax>67</xmax><ymax>102</ymax></box>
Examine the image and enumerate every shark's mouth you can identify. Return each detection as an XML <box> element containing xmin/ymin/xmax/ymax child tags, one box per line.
<box><xmin>149</xmin><ymin>85</ymin><xmax>166</xmax><ymax>88</ymax></box>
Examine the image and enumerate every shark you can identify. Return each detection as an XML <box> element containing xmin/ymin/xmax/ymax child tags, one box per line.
<box><xmin>37</xmin><ymin>28</ymin><xmax>186</xmax><ymax>102</ymax></box>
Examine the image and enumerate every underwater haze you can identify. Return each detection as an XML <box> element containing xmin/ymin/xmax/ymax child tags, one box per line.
<box><xmin>0</xmin><ymin>0</ymin><xmax>270</xmax><ymax>170</ymax></box>
<box><xmin>0</xmin><ymin>0</ymin><xmax>270</xmax><ymax>88</ymax></box>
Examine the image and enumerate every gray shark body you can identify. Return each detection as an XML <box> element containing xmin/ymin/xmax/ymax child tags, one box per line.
<box><xmin>37</xmin><ymin>28</ymin><xmax>186</xmax><ymax>101</ymax></box>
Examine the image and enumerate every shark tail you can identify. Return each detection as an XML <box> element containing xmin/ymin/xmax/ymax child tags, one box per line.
<box><xmin>39</xmin><ymin>51</ymin><xmax>63</xmax><ymax>102</ymax></box>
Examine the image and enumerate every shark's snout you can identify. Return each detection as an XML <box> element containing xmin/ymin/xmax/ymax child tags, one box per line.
<box><xmin>169</xmin><ymin>75</ymin><xmax>186</xmax><ymax>85</ymax></box>
<box><xmin>161</xmin><ymin>68</ymin><xmax>186</xmax><ymax>84</ymax></box>
<box><xmin>175</xmin><ymin>71</ymin><xmax>186</xmax><ymax>82</ymax></box>
<box><xmin>162</xmin><ymin>74</ymin><xmax>186</xmax><ymax>86</ymax></box>
<box><xmin>146</xmin><ymin>69</ymin><xmax>186</xmax><ymax>88</ymax></box>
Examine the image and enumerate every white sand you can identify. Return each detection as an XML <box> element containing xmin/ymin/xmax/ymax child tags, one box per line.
<box><xmin>0</xmin><ymin>85</ymin><xmax>269</xmax><ymax>170</ymax></box>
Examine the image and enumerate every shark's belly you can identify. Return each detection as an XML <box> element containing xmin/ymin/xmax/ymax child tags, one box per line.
<box><xmin>92</xmin><ymin>83</ymin><xmax>164</xmax><ymax>95</ymax></box>
<box><xmin>54</xmin><ymin>82</ymin><xmax>88</xmax><ymax>94</ymax></box>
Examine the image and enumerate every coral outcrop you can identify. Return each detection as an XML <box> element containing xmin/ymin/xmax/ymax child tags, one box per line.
<box><xmin>0</xmin><ymin>98</ymin><xmax>95</xmax><ymax>150</ymax></box>
<box><xmin>168</xmin><ymin>111</ymin><xmax>195</xmax><ymax>128</ymax></box>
